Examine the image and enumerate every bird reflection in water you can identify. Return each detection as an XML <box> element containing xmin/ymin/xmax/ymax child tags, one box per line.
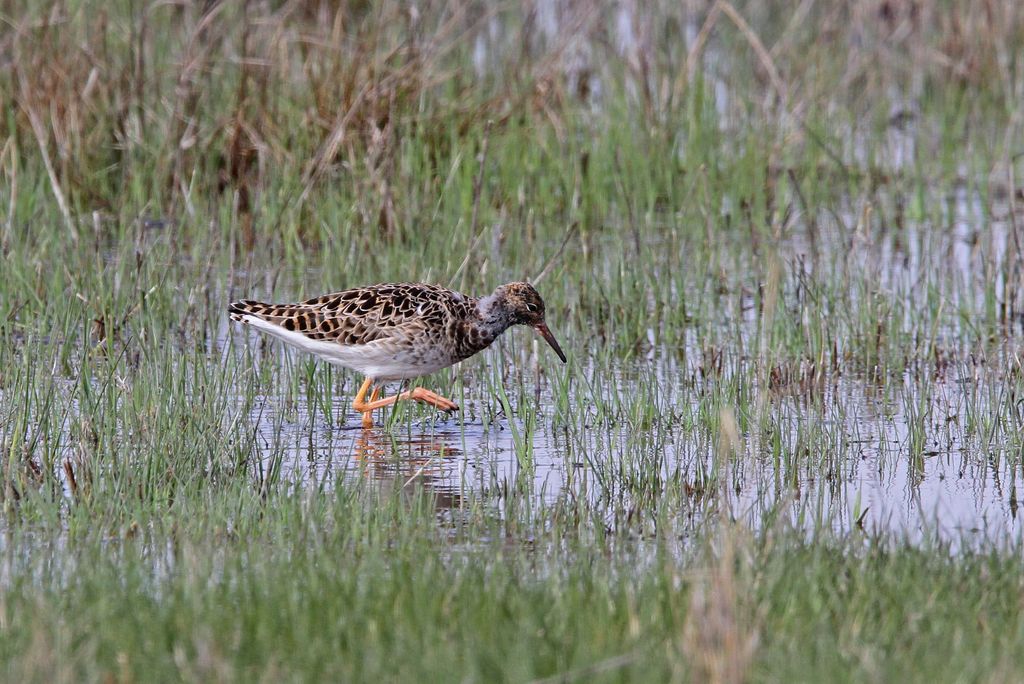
<box><xmin>349</xmin><ymin>428</ymin><xmax>465</xmax><ymax>513</ymax></box>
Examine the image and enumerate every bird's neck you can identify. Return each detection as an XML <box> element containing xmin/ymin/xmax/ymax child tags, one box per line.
<box><xmin>452</xmin><ymin>293</ymin><xmax>513</xmax><ymax>360</ymax></box>
<box><xmin>474</xmin><ymin>292</ymin><xmax>515</xmax><ymax>336</ymax></box>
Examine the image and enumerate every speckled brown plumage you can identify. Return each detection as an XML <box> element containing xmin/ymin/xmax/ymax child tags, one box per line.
<box><xmin>229</xmin><ymin>281</ymin><xmax>566</xmax><ymax>428</ymax></box>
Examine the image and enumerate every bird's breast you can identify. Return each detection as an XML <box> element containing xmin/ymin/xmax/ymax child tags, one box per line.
<box><xmin>451</xmin><ymin>320</ymin><xmax>503</xmax><ymax>361</ymax></box>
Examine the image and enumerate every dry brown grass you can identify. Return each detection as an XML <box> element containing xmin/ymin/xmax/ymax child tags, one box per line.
<box><xmin>2</xmin><ymin>0</ymin><xmax>1021</xmax><ymax>233</ymax></box>
<box><xmin>680</xmin><ymin>528</ymin><xmax>760</xmax><ymax>684</ymax></box>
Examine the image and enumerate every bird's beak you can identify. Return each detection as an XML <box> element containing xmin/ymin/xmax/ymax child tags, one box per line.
<box><xmin>533</xmin><ymin>322</ymin><xmax>567</xmax><ymax>363</ymax></box>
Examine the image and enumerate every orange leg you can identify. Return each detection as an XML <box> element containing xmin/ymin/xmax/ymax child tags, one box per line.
<box><xmin>362</xmin><ymin>386</ymin><xmax>381</xmax><ymax>429</ymax></box>
<box><xmin>352</xmin><ymin>378</ymin><xmax>378</xmax><ymax>429</ymax></box>
<box><xmin>351</xmin><ymin>377</ymin><xmax>459</xmax><ymax>429</ymax></box>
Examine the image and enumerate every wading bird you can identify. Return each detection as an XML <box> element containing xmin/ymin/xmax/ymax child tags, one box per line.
<box><xmin>230</xmin><ymin>281</ymin><xmax>566</xmax><ymax>428</ymax></box>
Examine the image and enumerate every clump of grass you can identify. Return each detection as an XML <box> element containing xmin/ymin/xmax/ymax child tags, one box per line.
<box><xmin>4</xmin><ymin>517</ymin><xmax>1024</xmax><ymax>681</ymax></box>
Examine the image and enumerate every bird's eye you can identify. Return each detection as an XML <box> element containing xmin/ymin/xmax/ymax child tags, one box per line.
<box><xmin>526</xmin><ymin>303</ymin><xmax>538</xmax><ymax>313</ymax></box>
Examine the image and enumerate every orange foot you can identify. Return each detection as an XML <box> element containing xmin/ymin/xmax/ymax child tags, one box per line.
<box><xmin>351</xmin><ymin>377</ymin><xmax>460</xmax><ymax>429</ymax></box>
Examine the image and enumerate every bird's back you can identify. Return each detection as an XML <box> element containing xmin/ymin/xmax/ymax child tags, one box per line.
<box><xmin>228</xmin><ymin>283</ymin><xmax>479</xmax><ymax>379</ymax></box>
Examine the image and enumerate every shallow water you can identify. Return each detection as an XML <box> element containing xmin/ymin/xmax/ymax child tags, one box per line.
<box><xmin>240</xmin><ymin>351</ymin><xmax>1023</xmax><ymax>550</ymax></box>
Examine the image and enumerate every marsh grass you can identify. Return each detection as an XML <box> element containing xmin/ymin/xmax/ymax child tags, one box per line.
<box><xmin>3</xmin><ymin>0</ymin><xmax>1024</xmax><ymax>680</ymax></box>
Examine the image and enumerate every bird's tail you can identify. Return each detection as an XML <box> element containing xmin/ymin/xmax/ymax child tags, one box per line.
<box><xmin>229</xmin><ymin>300</ymin><xmax>311</xmax><ymax>322</ymax></box>
<box><xmin>228</xmin><ymin>299</ymin><xmax>271</xmax><ymax>323</ymax></box>
<box><xmin>229</xmin><ymin>299</ymin><xmax>330</xmax><ymax>337</ymax></box>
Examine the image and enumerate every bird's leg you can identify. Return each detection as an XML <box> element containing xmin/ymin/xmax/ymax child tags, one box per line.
<box><xmin>357</xmin><ymin>388</ymin><xmax>460</xmax><ymax>413</ymax></box>
<box><xmin>407</xmin><ymin>387</ymin><xmax>459</xmax><ymax>412</ymax></box>
<box><xmin>352</xmin><ymin>379</ymin><xmax>460</xmax><ymax>424</ymax></box>
<box><xmin>352</xmin><ymin>377</ymin><xmax>379</xmax><ymax>429</ymax></box>
<box><xmin>364</xmin><ymin>386</ymin><xmax>382</xmax><ymax>428</ymax></box>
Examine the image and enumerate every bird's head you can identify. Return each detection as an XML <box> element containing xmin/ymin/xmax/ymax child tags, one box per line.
<box><xmin>491</xmin><ymin>281</ymin><xmax>566</xmax><ymax>363</ymax></box>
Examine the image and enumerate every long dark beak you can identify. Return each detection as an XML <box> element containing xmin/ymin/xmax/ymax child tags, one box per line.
<box><xmin>533</xmin><ymin>323</ymin><xmax>567</xmax><ymax>363</ymax></box>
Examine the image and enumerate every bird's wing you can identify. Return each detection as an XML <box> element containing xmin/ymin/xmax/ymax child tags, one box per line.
<box><xmin>230</xmin><ymin>283</ymin><xmax>468</xmax><ymax>346</ymax></box>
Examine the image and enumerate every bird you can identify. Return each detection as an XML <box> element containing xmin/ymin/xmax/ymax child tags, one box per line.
<box><xmin>229</xmin><ymin>281</ymin><xmax>566</xmax><ymax>429</ymax></box>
